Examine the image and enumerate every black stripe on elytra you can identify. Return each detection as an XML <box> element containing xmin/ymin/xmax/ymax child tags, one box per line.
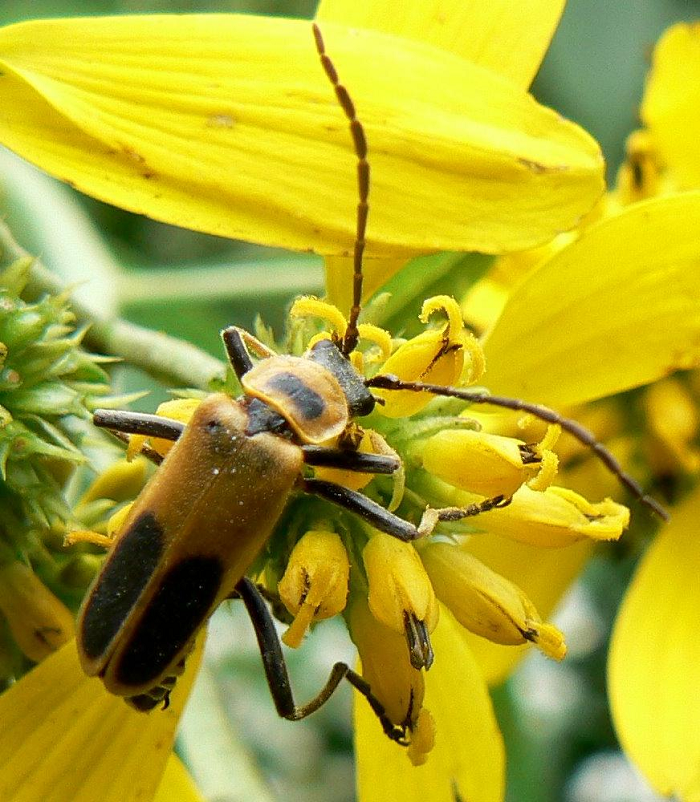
<box><xmin>114</xmin><ymin>554</ymin><xmax>224</xmax><ymax>687</ymax></box>
<box><xmin>267</xmin><ymin>372</ymin><xmax>326</xmax><ymax>420</ymax></box>
<box><xmin>79</xmin><ymin>512</ymin><xmax>165</xmax><ymax>661</ymax></box>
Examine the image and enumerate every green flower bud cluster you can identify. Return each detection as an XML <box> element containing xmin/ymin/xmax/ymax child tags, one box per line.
<box><xmin>0</xmin><ymin>257</ymin><xmax>114</xmax><ymax>536</ymax></box>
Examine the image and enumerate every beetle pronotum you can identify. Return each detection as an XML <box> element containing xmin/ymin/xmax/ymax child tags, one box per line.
<box><xmin>77</xmin><ymin>23</ymin><xmax>666</xmax><ymax>743</ymax></box>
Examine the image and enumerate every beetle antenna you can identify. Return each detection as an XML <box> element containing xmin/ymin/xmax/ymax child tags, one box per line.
<box><xmin>366</xmin><ymin>375</ymin><xmax>669</xmax><ymax>521</ymax></box>
<box><xmin>312</xmin><ymin>23</ymin><xmax>369</xmax><ymax>357</ymax></box>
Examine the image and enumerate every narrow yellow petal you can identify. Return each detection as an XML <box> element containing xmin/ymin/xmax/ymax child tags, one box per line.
<box><xmin>155</xmin><ymin>755</ymin><xmax>205</xmax><ymax>802</ymax></box>
<box><xmin>355</xmin><ymin>610</ymin><xmax>504</xmax><ymax>802</ymax></box>
<box><xmin>609</xmin><ymin>486</ymin><xmax>700</xmax><ymax>800</ymax></box>
<box><xmin>316</xmin><ymin>0</ymin><xmax>565</xmax><ymax>89</ymax></box>
<box><xmin>483</xmin><ymin>192</ymin><xmax>700</xmax><ymax>407</ymax></box>
<box><xmin>641</xmin><ymin>23</ymin><xmax>700</xmax><ymax>188</ymax></box>
<box><xmin>0</xmin><ymin>637</ymin><xmax>201</xmax><ymax>802</ymax></box>
<box><xmin>463</xmin><ymin>534</ymin><xmax>593</xmax><ymax>685</ymax></box>
<box><xmin>0</xmin><ymin>15</ymin><xmax>602</xmax><ymax>257</ymax></box>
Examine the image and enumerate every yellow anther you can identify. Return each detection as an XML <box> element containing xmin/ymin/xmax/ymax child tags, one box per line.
<box><xmin>527</xmin><ymin>424</ymin><xmax>561</xmax><ymax>491</ymax></box>
<box><xmin>528</xmin><ymin>448</ymin><xmax>559</xmax><ymax>491</ymax></box>
<box><xmin>407</xmin><ymin>708</ymin><xmax>437</xmax><ymax>766</ymax></box>
<box><xmin>538</xmin><ymin>423</ymin><xmax>561</xmax><ymax>453</ymax></box>
<box><xmin>420</xmin><ymin>542</ymin><xmax>567</xmax><ymax>660</ymax></box>
<box><xmin>460</xmin><ymin>330</ymin><xmax>486</xmax><ymax>384</ymax></box>
<box><xmin>289</xmin><ymin>297</ymin><xmax>347</xmax><ymax>336</ymax></box>
<box><xmin>350</xmin><ymin>350</ymin><xmax>364</xmax><ymax>373</ymax></box>
<box><xmin>363</xmin><ymin>532</ymin><xmax>438</xmax><ymax>637</ymax></box>
<box><xmin>356</xmin><ymin>323</ymin><xmax>392</xmax><ymax>363</ymax></box>
<box><xmin>306</xmin><ymin>331</ymin><xmax>333</xmax><ymax>350</ymax></box>
<box><xmin>0</xmin><ymin>561</ymin><xmax>75</xmax><ymax>662</ymax></box>
<box><xmin>64</xmin><ymin>530</ymin><xmax>113</xmax><ymax>548</ymax></box>
<box><xmin>278</xmin><ymin>529</ymin><xmax>350</xmax><ymax>648</ymax></box>
<box><xmin>419</xmin><ymin>295</ymin><xmax>463</xmax><ymax>340</ymax></box>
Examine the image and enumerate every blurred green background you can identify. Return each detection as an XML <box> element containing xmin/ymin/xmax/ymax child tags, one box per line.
<box><xmin>0</xmin><ymin>1</ymin><xmax>697</xmax><ymax>800</ymax></box>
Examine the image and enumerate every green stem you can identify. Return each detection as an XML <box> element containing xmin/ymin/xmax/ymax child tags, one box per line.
<box><xmin>118</xmin><ymin>258</ymin><xmax>321</xmax><ymax>306</ymax></box>
<box><xmin>0</xmin><ymin>220</ymin><xmax>225</xmax><ymax>390</ymax></box>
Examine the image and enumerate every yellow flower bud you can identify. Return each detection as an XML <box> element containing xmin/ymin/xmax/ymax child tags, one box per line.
<box><xmin>422</xmin><ymin>430</ymin><xmax>533</xmax><ymax>498</ymax></box>
<box><xmin>471</xmin><ymin>484</ymin><xmax>630</xmax><ymax>548</ymax></box>
<box><xmin>312</xmin><ymin>429</ymin><xmax>376</xmax><ymax>492</ymax></box>
<box><xmin>363</xmin><ymin>532</ymin><xmax>438</xmax><ymax>669</ymax></box>
<box><xmin>347</xmin><ymin>594</ymin><xmax>430</xmax><ymax>744</ymax></box>
<box><xmin>0</xmin><ymin>561</ymin><xmax>74</xmax><ymax>662</ymax></box>
<box><xmin>127</xmin><ymin>397</ymin><xmax>201</xmax><ymax>459</ymax></box>
<box><xmin>77</xmin><ymin>457</ymin><xmax>148</xmax><ymax>506</ymax></box>
<box><xmin>420</xmin><ymin>543</ymin><xmax>566</xmax><ymax>660</ymax></box>
<box><xmin>278</xmin><ymin>529</ymin><xmax>350</xmax><ymax>648</ymax></box>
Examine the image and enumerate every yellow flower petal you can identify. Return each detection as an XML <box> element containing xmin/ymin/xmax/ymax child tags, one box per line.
<box><xmin>483</xmin><ymin>192</ymin><xmax>700</xmax><ymax>407</ymax></box>
<box><xmin>0</xmin><ymin>637</ymin><xmax>201</xmax><ymax>802</ymax></box>
<box><xmin>316</xmin><ymin>0</ymin><xmax>565</xmax><ymax>89</ymax></box>
<box><xmin>641</xmin><ymin>23</ymin><xmax>700</xmax><ymax>188</ymax></box>
<box><xmin>355</xmin><ymin>609</ymin><xmax>504</xmax><ymax>802</ymax></box>
<box><xmin>0</xmin><ymin>15</ymin><xmax>602</xmax><ymax>257</ymax></box>
<box><xmin>609</xmin><ymin>486</ymin><xmax>700</xmax><ymax>800</ymax></box>
<box><xmin>474</xmin><ymin>485</ymin><xmax>628</xmax><ymax>548</ymax></box>
<box><xmin>155</xmin><ymin>755</ymin><xmax>206</xmax><ymax>802</ymax></box>
<box><xmin>463</xmin><ymin>535</ymin><xmax>592</xmax><ymax>685</ymax></box>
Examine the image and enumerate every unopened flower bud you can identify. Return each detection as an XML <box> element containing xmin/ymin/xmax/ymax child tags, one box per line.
<box><xmin>420</xmin><ymin>542</ymin><xmax>566</xmax><ymax>660</ymax></box>
<box><xmin>278</xmin><ymin>529</ymin><xmax>350</xmax><ymax>648</ymax></box>
<box><xmin>422</xmin><ymin>429</ymin><xmax>542</xmax><ymax>498</ymax></box>
<box><xmin>0</xmin><ymin>561</ymin><xmax>74</xmax><ymax>662</ymax></box>
<box><xmin>363</xmin><ymin>532</ymin><xmax>438</xmax><ymax>669</ymax></box>
<box><xmin>347</xmin><ymin>593</ymin><xmax>432</xmax><ymax>748</ymax></box>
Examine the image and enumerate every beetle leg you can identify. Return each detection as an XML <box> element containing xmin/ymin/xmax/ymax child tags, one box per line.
<box><xmin>303</xmin><ymin>478</ymin><xmax>509</xmax><ymax>541</ymax></box>
<box><xmin>301</xmin><ymin>445</ymin><xmax>399</xmax><ymax>474</ymax></box>
<box><xmin>93</xmin><ymin>409</ymin><xmax>185</xmax><ymax>441</ymax></box>
<box><xmin>221</xmin><ymin>326</ymin><xmax>276</xmax><ymax>379</ymax></box>
<box><xmin>236</xmin><ymin>578</ymin><xmax>409</xmax><ymax>745</ymax></box>
<box><xmin>366</xmin><ymin>374</ymin><xmax>668</xmax><ymax>521</ymax></box>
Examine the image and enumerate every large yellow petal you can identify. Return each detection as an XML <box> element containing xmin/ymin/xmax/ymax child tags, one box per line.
<box><xmin>316</xmin><ymin>0</ymin><xmax>565</xmax><ymax>88</ymax></box>
<box><xmin>155</xmin><ymin>756</ymin><xmax>206</xmax><ymax>802</ymax></box>
<box><xmin>355</xmin><ymin>609</ymin><xmax>504</xmax><ymax>802</ymax></box>
<box><xmin>463</xmin><ymin>534</ymin><xmax>592</xmax><ymax>685</ymax></box>
<box><xmin>0</xmin><ymin>15</ymin><xmax>602</xmax><ymax>257</ymax></box>
<box><xmin>483</xmin><ymin>192</ymin><xmax>700</xmax><ymax>407</ymax></box>
<box><xmin>0</xmin><ymin>638</ymin><xmax>201</xmax><ymax>802</ymax></box>
<box><xmin>642</xmin><ymin>23</ymin><xmax>700</xmax><ymax>188</ymax></box>
<box><xmin>609</xmin><ymin>487</ymin><xmax>700</xmax><ymax>800</ymax></box>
